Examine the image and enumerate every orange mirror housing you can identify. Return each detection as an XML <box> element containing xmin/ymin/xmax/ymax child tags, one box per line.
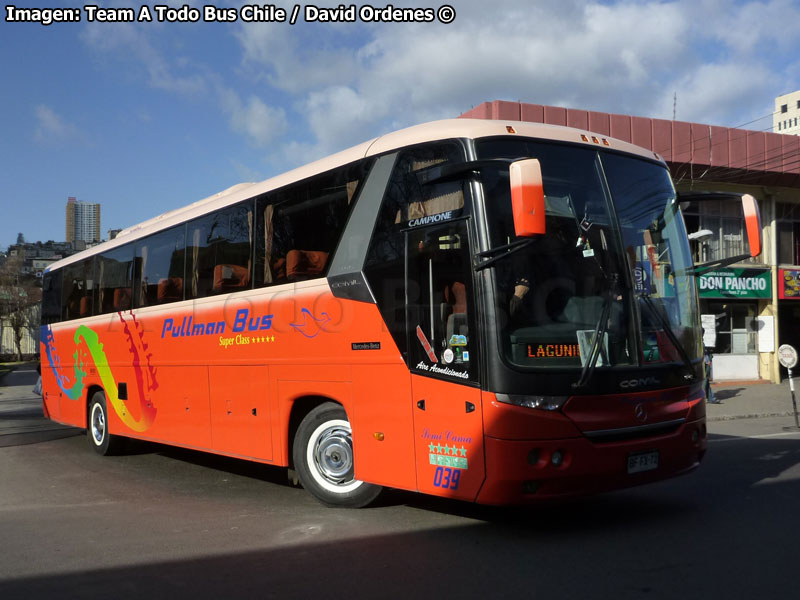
<box><xmin>741</xmin><ymin>194</ymin><xmax>762</xmax><ymax>258</ymax></box>
<box><xmin>510</xmin><ymin>159</ymin><xmax>546</xmax><ymax>237</ymax></box>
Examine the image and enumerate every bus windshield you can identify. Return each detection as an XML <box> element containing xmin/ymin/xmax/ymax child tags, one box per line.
<box><xmin>477</xmin><ymin>138</ymin><xmax>701</xmax><ymax>373</ymax></box>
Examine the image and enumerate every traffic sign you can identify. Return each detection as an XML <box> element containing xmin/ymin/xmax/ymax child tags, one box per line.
<box><xmin>778</xmin><ymin>344</ymin><xmax>798</xmax><ymax>369</ymax></box>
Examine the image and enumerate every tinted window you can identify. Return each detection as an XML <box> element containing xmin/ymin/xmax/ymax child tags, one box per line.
<box><xmin>187</xmin><ymin>202</ymin><xmax>254</xmax><ymax>299</ymax></box>
<box><xmin>406</xmin><ymin>220</ymin><xmax>477</xmax><ymax>380</ymax></box>
<box><xmin>97</xmin><ymin>245</ymin><xmax>134</xmax><ymax>313</ymax></box>
<box><xmin>41</xmin><ymin>270</ymin><xmax>62</xmax><ymax>325</ymax></box>
<box><xmin>364</xmin><ymin>142</ymin><xmax>467</xmax><ymax>360</ymax></box>
<box><xmin>61</xmin><ymin>258</ymin><xmax>95</xmax><ymax>320</ymax></box>
<box><xmin>255</xmin><ymin>161</ymin><xmax>371</xmax><ymax>287</ymax></box>
<box><xmin>135</xmin><ymin>226</ymin><xmax>186</xmax><ymax>307</ymax></box>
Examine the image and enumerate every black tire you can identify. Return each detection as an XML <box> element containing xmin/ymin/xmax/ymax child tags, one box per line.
<box><xmin>87</xmin><ymin>391</ymin><xmax>124</xmax><ymax>456</ymax></box>
<box><xmin>292</xmin><ymin>402</ymin><xmax>381</xmax><ymax>508</ymax></box>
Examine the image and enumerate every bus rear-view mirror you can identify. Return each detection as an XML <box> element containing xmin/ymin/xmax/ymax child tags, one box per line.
<box><xmin>509</xmin><ymin>158</ymin><xmax>546</xmax><ymax>237</ymax></box>
<box><xmin>742</xmin><ymin>193</ymin><xmax>762</xmax><ymax>258</ymax></box>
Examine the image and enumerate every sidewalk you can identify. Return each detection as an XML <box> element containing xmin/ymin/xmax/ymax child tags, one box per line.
<box><xmin>707</xmin><ymin>379</ymin><xmax>800</xmax><ymax>421</ymax></box>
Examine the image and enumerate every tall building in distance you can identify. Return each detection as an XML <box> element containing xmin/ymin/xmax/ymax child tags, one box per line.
<box><xmin>774</xmin><ymin>90</ymin><xmax>800</xmax><ymax>135</ymax></box>
<box><xmin>65</xmin><ymin>196</ymin><xmax>101</xmax><ymax>246</ymax></box>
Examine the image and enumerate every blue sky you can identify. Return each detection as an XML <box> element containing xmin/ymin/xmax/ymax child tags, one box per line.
<box><xmin>2</xmin><ymin>0</ymin><xmax>799</xmax><ymax>250</ymax></box>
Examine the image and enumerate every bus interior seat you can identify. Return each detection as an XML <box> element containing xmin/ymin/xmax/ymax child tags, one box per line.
<box><xmin>79</xmin><ymin>297</ymin><xmax>91</xmax><ymax>317</ymax></box>
<box><xmin>213</xmin><ymin>264</ymin><xmax>250</xmax><ymax>293</ymax></box>
<box><xmin>271</xmin><ymin>257</ymin><xmax>287</xmax><ymax>282</ymax></box>
<box><xmin>561</xmin><ymin>296</ymin><xmax>602</xmax><ymax>324</ymax></box>
<box><xmin>443</xmin><ymin>281</ymin><xmax>468</xmax><ymax>340</ymax></box>
<box><xmin>285</xmin><ymin>250</ymin><xmax>329</xmax><ymax>281</ymax></box>
<box><xmin>113</xmin><ymin>288</ymin><xmax>131</xmax><ymax>311</ymax></box>
<box><xmin>157</xmin><ymin>277</ymin><xmax>183</xmax><ymax>303</ymax></box>
<box><xmin>561</xmin><ymin>295</ymin><xmax>623</xmax><ymax>328</ymax></box>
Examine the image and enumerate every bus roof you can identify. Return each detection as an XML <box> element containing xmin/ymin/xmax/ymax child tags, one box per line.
<box><xmin>47</xmin><ymin>118</ymin><xmax>662</xmax><ymax>272</ymax></box>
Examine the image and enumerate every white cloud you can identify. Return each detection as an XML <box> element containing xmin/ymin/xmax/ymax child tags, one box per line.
<box><xmin>80</xmin><ymin>21</ymin><xmax>205</xmax><ymax>94</ymax></box>
<box><xmin>33</xmin><ymin>105</ymin><xmax>85</xmax><ymax>145</ymax></box>
<box><xmin>235</xmin><ymin>20</ymin><xmax>360</xmax><ymax>94</ymax></box>
<box><xmin>79</xmin><ymin>0</ymin><xmax>799</xmax><ymax>167</ymax></box>
<box><xmin>661</xmin><ymin>62</ymin><xmax>777</xmax><ymax>126</ymax></box>
<box><xmin>697</xmin><ymin>0</ymin><xmax>800</xmax><ymax>57</ymax></box>
<box><xmin>233</xmin><ymin>0</ymin><xmax>700</xmax><ymax>161</ymax></box>
<box><xmin>218</xmin><ymin>87</ymin><xmax>288</xmax><ymax>147</ymax></box>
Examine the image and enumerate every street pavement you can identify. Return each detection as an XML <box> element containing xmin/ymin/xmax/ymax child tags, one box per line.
<box><xmin>0</xmin><ymin>363</ymin><xmax>80</xmax><ymax>446</ymax></box>
<box><xmin>707</xmin><ymin>378</ymin><xmax>800</xmax><ymax>422</ymax></box>
<box><xmin>2</xmin><ymin>363</ymin><xmax>799</xmax><ymax>439</ymax></box>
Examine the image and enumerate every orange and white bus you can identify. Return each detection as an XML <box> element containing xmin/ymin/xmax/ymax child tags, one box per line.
<box><xmin>40</xmin><ymin>119</ymin><xmax>761</xmax><ymax>507</ymax></box>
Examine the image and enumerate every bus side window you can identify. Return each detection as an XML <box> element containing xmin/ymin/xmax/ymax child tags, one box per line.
<box><xmin>61</xmin><ymin>258</ymin><xmax>95</xmax><ymax>320</ymax></box>
<box><xmin>135</xmin><ymin>226</ymin><xmax>186</xmax><ymax>307</ymax></box>
<box><xmin>186</xmin><ymin>202</ymin><xmax>253</xmax><ymax>299</ymax></box>
<box><xmin>97</xmin><ymin>245</ymin><xmax>134</xmax><ymax>314</ymax></box>
<box><xmin>254</xmin><ymin>160</ymin><xmax>370</xmax><ymax>288</ymax></box>
<box><xmin>406</xmin><ymin>222</ymin><xmax>475</xmax><ymax>378</ymax></box>
<box><xmin>364</xmin><ymin>141</ymin><xmax>468</xmax><ymax>365</ymax></box>
<box><xmin>42</xmin><ymin>270</ymin><xmax>63</xmax><ymax>325</ymax></box>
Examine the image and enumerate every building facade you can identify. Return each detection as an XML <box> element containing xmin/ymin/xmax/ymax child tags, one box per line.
<box><xmin>6</xmin><ymin>240</ymin><xmax>72</xmax><ymax>277</ymax></box>
<box><xmin>65</xmin><ymin>197</ymin><xmax>101</xmax><ymax>246</ymax></box>
<box><xmin>461</xmin><ymin>100</ymin><xmax>800</xmax><ymax>382</ymax></box>
<box><xmin>775</xmin><ymin>90</ymin><xmax>800</xmax><ymax>136</ymax></box>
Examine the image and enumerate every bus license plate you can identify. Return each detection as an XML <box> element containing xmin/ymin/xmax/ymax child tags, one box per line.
<box><xmin>627</xmin><ymin>451</ymin><xmax>659</xmax><ymax>474</ymax></box>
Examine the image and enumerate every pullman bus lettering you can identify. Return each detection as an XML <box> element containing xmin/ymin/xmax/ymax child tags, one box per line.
<box><xmin>161</xmin><ymin>316</ymin><xmax>225</xmax><ymax>338</ymax></box>
<box><xmin>232</xmin><ymin>308</ymin><xmax>273</xmax><ymax>332</ymax></box>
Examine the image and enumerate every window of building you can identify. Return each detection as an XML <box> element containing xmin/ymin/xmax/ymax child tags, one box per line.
<box><xmin>782</xmin><ymin>104</ymin><xmax>788</xmax><ymax>113</ymax></box>
<box><xmin>777</xmin><ymin>202</ymin><xmax>800</xmax><ymax>265</ymax></box>
<box><xmin>705</xmin><ymin>301</ymin><xmax>757</xmax><ymax>354</ymax></box>
<box><xmin>682</xmin><ymin>198</ymin><xmax>760</xmax><ymax>266</ymax></box>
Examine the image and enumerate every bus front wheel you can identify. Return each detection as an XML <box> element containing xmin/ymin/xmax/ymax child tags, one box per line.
<box><xmin>293</xmin><ymin>403</ymin><xmax>381</xmax><ymax>508</ymax></box>
<box><xmin>87</xmin><ymin>391</ymin><xmax>123</xmax><ymax>456</ymax></box>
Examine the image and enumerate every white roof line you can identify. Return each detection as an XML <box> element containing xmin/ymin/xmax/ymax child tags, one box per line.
<box><xmin>47</xmin><ymin>118</ymin><xmax>661</xmax><ymax>272</ymax></box>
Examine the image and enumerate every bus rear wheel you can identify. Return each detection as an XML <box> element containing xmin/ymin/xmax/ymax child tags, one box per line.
<box><xmin>293</xmin><ymin>403</ymin><xmax>381</xmax><ymax>508</ymax></box>
<box><xmin>87</xmin><ymin>391</ymin><xmax>124</xmax><ymax>456</ymax></box>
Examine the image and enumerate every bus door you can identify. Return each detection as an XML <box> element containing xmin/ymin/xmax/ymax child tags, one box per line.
<box><xmin>406</xmin><ymin>220</ymin><xmax>485</xmax><ymax>500</ymax></box>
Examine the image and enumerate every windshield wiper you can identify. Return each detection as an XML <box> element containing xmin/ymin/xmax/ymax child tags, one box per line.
<box><xmin>474</xmin><ymin>238</ymin><xmax>535</xmax><ymax>272</ymax></box>
<box><xmin>573</xmin><ymin>274</ymin><xmax>618</xmax><ymax>389</ymax></box>
<box><xmin>638</xmin><ymin>292</ymin><xmax>696</xmax><ymax>381</ymax></box>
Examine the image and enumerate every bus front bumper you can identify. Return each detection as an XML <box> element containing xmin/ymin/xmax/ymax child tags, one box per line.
<box><xmin>475</xmin><ymin>417</ymin><xmax>707</xmax><ymax>505</ymax></box>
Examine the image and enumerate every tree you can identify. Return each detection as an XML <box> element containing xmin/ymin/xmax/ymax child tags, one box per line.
<box><xmin>0</xmin><ymin>256</ymin><xmax>41</xmax><ymax>361</ymax></box>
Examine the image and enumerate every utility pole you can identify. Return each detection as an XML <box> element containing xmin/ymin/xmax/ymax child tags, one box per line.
<box><xmin>673</xmin><ymin>92</ymin><xmax>677</xmax><ymax>121</ymax></box>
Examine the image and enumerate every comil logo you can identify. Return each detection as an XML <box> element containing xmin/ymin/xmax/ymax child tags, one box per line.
<box><xmin>620</xmin><ymin>377</ymin><xmax>660</xmax><ymax>389</ymax></box>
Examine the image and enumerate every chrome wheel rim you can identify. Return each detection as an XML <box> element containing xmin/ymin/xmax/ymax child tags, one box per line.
<box><xmin>91</xmin><ymin>404</ymin><xmax>105</xmax><ymax>445</ymax></box>
<box><xmin>314</xmin><ymin>425</ymin><xmax>355</xmax><ymax>485</ymax></box>
<box><xmin>305</xmin><ymin>417</ymin><xmax>364</xmax><ymax>494</ymax></box>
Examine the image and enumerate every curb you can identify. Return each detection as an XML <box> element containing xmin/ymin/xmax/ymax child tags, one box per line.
<box><xmin>707</xmin><ymin>411</ymin><xmax>796</xmax><ymax>422</ymax></box>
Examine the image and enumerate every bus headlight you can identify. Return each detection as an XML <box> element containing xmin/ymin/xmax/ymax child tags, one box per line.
<box><xmin>495</xmin><ymin>394</ymin><xmax>568</xmax><ymax>411</ymax></box>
